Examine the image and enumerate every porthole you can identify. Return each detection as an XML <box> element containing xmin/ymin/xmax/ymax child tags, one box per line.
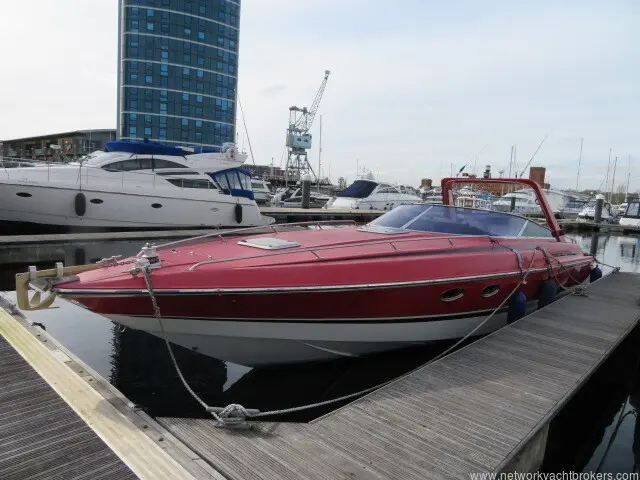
<box><xmin>480</xmin><ymin>285</ymin><xmax>500</xmax><ymax>298</ymax></box>
<box><xmin>90</xmin><ymin>198</ymin><xmax>103</xmax><ymax>204</ymax></box>
<box><xmin>151</xmin><ymin>203</ymin><xmax>162</xmax><ymax>209</ymax></box>
<box><xmin>440</xmin><ymin>288</ymin><xmax>465</xmax><ymax>302</ymax></box>
<box><xmin>16</xmin><ymin>192</ymin><xmax>32</xmax><ymax>198</ymax></box>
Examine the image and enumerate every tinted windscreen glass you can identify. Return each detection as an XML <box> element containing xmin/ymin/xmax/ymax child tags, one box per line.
<box><xmin>337</xmin><ymin>180</ymin><xmax>378</xmax><ymax>198</ymax></box>
<box><xmin>371</xmin><ymin>205</ymin><xmax>527</xmax><ymax>236</ymax></box>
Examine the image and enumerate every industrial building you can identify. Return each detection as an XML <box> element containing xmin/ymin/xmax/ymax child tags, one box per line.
<box><xmin>116</xmin><ymin>0</ymin><xmax>240</xmax><ymax>148</ymax></box>
<box><xmin>1</xmin><ymin>129</ymin><xmax>116</xmax><ymax>161</ymax></box>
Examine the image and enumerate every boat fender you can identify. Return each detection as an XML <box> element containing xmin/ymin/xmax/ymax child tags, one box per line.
<box><xmin>234</xmin><ymin>203</ymin><xmax>242</xmax><ymax>224</ymax></box>
<box><xmin>590</xmin><ymin>266</ymin><xmax>603</xmax><ymax>283</ymax></box>
<box><xmin>507</xmin><ymin>291</ymin><xmax>527</xmax><ymax>324</ymax></box>
<box><xmin>538</xmin><ymin>278</ymin><xmax>557</xmax><ymax>309</ymax></box>
<box><xmin>74</xmin><ymin>192</ymin><xmax>86</xmax><ymax>217</ymax></box>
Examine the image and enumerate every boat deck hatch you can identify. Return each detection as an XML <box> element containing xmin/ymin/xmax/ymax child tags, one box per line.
<box><xmin>237</xmin><ymin>237</ymin><xmax>301</xmax><ymax>250</ymax></box>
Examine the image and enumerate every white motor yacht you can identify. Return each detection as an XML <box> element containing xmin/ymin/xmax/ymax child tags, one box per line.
<box><xmin>577</xmin><ymin>198</ymin><xmax>616</xmax><ymax>223</ymax></box>
<box><xmin>0</xmin><ymin>140</ymin><xmax>273</xmax><ymax>229</ymax></box>
<box><xmin>619</xmin><ymin>201</ymin><xmax>640</xmax><ymax>228</ymax></box>
<box><xmin>493</xmin><ymin>189</ymin><xmax>570</xmax><ymax>217</ymax></box>
<box><xmin>251</xmin><ymin>178</ymin><xmax>273</xmax><ymax>205</ymax></box>
<box><xmin>329</xmin><ymin>180</ymin><xmax>423</xmax><ymax>210</ymax></box>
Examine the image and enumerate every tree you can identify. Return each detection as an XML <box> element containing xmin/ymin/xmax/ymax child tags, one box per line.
<box><xmin>338</xmin><ymin>177</ymin><xmax>347</xmax><ymax>189</ymax></box>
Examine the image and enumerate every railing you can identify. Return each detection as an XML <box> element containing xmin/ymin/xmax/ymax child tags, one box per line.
<box><xmin>186</xmin><ymin>230</ymin><xmax>467</xmax><ymax>271</ymax></box>
<box><xmin>156</xmin><ymin>220</ymin><xmax>358</xmax><ymax>251</ymax></box>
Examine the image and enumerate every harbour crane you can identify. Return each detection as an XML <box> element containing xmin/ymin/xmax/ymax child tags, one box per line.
<box><xmin>285</xmin><ymin>70</ymin><xmax>330</xmax><ymax>185</ymax></box>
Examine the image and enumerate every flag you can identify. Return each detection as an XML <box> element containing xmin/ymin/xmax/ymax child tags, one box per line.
<box><xmin>457</xmin><ymin>164</ymin><xmax>466</xmax><ymax>175</ymax></box>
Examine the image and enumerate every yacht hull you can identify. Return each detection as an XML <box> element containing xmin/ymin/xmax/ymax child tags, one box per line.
<box><xmin>0</xmin><ymin>182</ymin><xmax>271</xmax><ymax>228</ymax></box>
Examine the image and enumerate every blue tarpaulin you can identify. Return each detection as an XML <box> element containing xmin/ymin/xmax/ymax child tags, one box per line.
<box><xmin>105</xmin><ymin>140</ymin><xmax>184</xmax><ymax>156</ymax></box>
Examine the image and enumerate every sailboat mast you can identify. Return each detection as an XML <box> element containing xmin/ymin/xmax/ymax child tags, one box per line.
<box><xmin>318</xmin><ymin>115</ymin><xmax>322</xmax><ymax>193</ymax></box>
<box><xmin>576</xmin><ymin>137</ymin><xmax>583</xmax><ymax>191</ymax></box>
<box><xmin>626</xmin><ymin>154</ymin><xmax>631</xmax><ymax>202</ymax></box>
<box><xmin>604</xmin><ymin>148</ymin><xmax>611</xmax><ymax>200</ymax></box>
<box><xmin>611</xmin><ymin>156</ymin><xmax>618</xmax><ymax>204</ymax></box>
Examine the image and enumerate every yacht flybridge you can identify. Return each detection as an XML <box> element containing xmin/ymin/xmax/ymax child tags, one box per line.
<box><xmin>18</xmin><ymin>178</ymin><xmax>595</xmax><ymax>367</ymax></box>
<box><xmin>0</xmin><ymin>141</ymin><xmax>273</xmax><ymax>229</ymax></box>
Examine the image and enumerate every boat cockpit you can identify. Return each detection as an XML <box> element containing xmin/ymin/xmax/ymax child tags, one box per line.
<box><xmin>362</xmin><ymin>204</ymin><xmax>554</xmax><ymax>238</ymax></box>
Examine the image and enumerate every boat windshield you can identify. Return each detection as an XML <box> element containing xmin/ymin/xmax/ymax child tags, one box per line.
<box><xmin>337</xmin><ymin>180</ymin><xmax>378</xmax><ymax>198</ymax></box>
<box><xmin>368</xmin><ymin>204</ymin><xmax>553</xmax><ymax>238</ymax></box>
<box><xmin>209</xmin><ymin>168</ymin><xmax>254</xmax><ymax>200</ymax></box>
<box><xmin>625</xmin><ymin>202</ymin><xmax>640</xmax><ymax>218</ymax></box>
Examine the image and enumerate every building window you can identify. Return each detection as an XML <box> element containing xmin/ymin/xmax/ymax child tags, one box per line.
<box><xmin>145</xmin><ymin>115</ymin><xmax>151</xmax><ymax>123</ymax></box>
<box><xmin>196</xmin><ymin>95</ymin><xmax>203</xmax><ymax>103</ymax></box>
<box><xmin>195</xmin><ymin>120</ymin><xmax>203</xmax><ymax>128</ymax></box>
<box><xmin>182</xmin><ymin>119</ymin><xmax>189</xmax><ymax>126</ymax></box>
<box><xmin>197</xmin><ymin>70</ymin><xmax>204</xmax><ymax>78</ymax></box>
<box><xmin>184</xmin><ymin>28</ymin><xmax>191</xmax><ymax>36</ymax></box>
<box><xmin>129</xmin><ymin>127</ymin><xmax>137</xmax><ymax>136</ymax></box>
<box><xmin>145</xmin><ymin>75</ymin><xmax>152</xmax><ymax>84</ymax></box>
<box><xmin>144</xmin><ymin>127</ymin><xmax>152</xmax><ymax>136</ymax></box>
<box><xmin>130</xmin><ymin>73</ymin><xmax>138</xmax><ymax>82</ymax></box>
<box><xmin>146</xmin><ymin>9</ymin><xmax>154</xmax><ymax>17</ymax></box>
<box><xmin>182</xmin><ymin>93</ymin><xmax>189</xmax><ymax>101</ymax></box>
<box><xmin>146</xmin><ymin>22</ymin><xmax>154</xmax><ymax>31</ymax></box>
<box><xmin>183</xmin><ymin>67</ymin><xmax>189</xmax><ymax>76</ymax></box>
<box><xmin>160</xmin><ymin>103</ymin><xmax>167</xmax><ymax>112</ymax></box>
<box><xmin>198</xmin><ymin>32</ymin><xmax>205</xmax><ymax>40</ymax></box>
<box><xmin>129</xmin><ymin>114</ymin><xmax>137</xmax><ymax>121</ymax></box>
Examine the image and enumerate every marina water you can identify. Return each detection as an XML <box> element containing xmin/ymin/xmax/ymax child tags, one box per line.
<box><xmin>1</xmin><ymin>232</ymin><xmax>639</xmax><ymax>474</ymax></box>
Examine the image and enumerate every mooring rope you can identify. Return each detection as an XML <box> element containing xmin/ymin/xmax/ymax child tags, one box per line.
<box><xmin>138</xmin><ymin>246</ymin><xmax>547</xmax><ymax>427</ymax></box>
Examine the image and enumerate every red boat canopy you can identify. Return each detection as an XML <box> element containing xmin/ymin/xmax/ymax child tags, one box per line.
<box><xmin>440</xmin><ymin>177</ymin><xmax>564</xmax><ymax>241</ymax></box>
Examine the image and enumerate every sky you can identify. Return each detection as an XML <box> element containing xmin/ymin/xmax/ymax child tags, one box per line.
<box><xmin>0</xmin><ymin>0</ymin><xmax>638</xmax><ymax>191</ymax></box>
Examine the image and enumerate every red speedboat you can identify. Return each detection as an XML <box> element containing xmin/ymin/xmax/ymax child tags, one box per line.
<box><xmin>20</xmin><ymin>178</ymin><xmax>594</xmax><ymax>366</ymax></box>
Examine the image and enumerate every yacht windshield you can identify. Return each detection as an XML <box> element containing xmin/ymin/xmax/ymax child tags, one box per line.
<box><xmin>337</xmin><ymin>180</ymin><xmax>378</xmax><ymax>198</ymax></box>
<box><xmin>369</xmin><ymin>204</ymin><xmax>553</xmax><ymax>237</ymax></box>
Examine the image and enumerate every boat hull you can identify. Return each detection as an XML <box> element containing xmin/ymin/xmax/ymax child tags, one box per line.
<box><xmin>0</xmin><ymin>182</ymin><xmax>271</xmax><ymax>228</ymax></box>
<box><xmin>66</xmin><ymin>258</ymin><xmax>590</xmax><ymax>365</ymax></box>
<box><xmin>106</xmin><ymin>306</ymin><xmax>524</xmax><ymax>366</ymax></box>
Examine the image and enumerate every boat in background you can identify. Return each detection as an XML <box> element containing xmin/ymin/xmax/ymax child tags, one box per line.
<box><xmin>577</xmin><ymin>198</ymin><xmax>617</xmax><ymax>223</ymax></box>
<box><xmin>329</xmin><ymin>179</ymin><xmax>423</xmax><ymax>210</ymax></box>
<box><xmin>559</xmin><ymin>200</ymin><xmax>589</xmax><ymax>220</ymax></box>
<box><xmin>493</xmin><ymin>188</ymin><xmax>572</xmax><ymax>217</ymax></box>
<box><xmin>0</xmin><ymin>140</ymin><xmax>273</xmax><ymax>230</ymax></box>
<box><xmin>455</xmin><ymin>196</ymin><xmax>492</xmax><ymax>210</ymax></box>
<box><xmin>21</xmin><ymin>178</ymin><xmax>594</xmax><ymax>367</ymax></box>
<box><xmin>619</xmin><ymin>201</ymin><xmax>640</xmax><ymax>228</ymax></box>
<box><xmin>251</xmin><ymin>178</ymin><xmax>273</xmax><ymax>205</ymax></box>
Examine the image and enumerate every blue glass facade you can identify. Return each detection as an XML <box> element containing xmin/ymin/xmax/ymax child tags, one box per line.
<box><xmin>117</xmin><ymin>0</ymin><xmax>239</xmax><ymax>148</ymax></box>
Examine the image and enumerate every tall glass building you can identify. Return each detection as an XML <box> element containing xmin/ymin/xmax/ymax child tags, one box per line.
<box><xmin>117</xmin><ymin>0</ymin><xmax>239</xmax><ymax>148</ymax></box>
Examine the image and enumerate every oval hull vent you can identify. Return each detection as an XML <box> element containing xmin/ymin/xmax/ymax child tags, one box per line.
<box><xmin>440</xmin><ymin>288</ymin><xmax>465</xmax><ymax>302</ymax></box>
<box><xmin>90</xmin><ymin>198</ymin><xmax>103</xmax><ymax>204</ymax></box>
<box><xmin>151</xmin><ymin>203</ymin><xmax>162</xmax><ymax>209</ymax></box>
<box><xmin>480</xmin><ymin>285</ymin><xmax>500</xmax><ymax>298</ymax></box>
<box><xmin>16</xmin><ymin>192</ymin><xmax>32</xmax><ymax>198</ymax></box>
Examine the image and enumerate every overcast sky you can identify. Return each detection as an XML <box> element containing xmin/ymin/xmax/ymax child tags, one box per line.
<box><xmin>0</xmin><ymin>0</ymin><xmax>637</xmax><ymax>190</ymax></box>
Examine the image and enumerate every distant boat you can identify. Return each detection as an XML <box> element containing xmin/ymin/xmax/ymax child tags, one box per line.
<box><xmin>493</xmin><ymin>189</ymin><xmax>572</xmax><ymax>217</ymax></box>
<box><xmin>329</xmin><ymin>180</ymin><xmax>423</xmax><ymax>210</ymax></box>
<box><xmin>576</xmin><ymin>199</ymin><xmax>617</xmax><ymax>223</ymax></box>
<box><xmin>0</xmin><ymin>140</ymin><xmax>273</xmax><ymax>230</ymax></box>
<box><xmin>619</xmin><ymin>201</ymin><xmax>640</xmax><ymax>228</ymax></box>
<box><xmin>559</xmin><ymin>200</ymin><xmax>589</xmax><ymax>220</ymax></box>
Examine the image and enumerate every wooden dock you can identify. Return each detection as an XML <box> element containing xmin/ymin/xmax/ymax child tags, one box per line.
<box><xmin>156</xmin><ymin>271</ymin><xmax>640</xmax><ymax>479</ymax></box>
<box><xmin>2</xmin><ymin>271</ymin><xmax>639</xmax><ymax>479</ymax></box>
<box><xmin>0</xmin><ymin>305</ymin><xmax>225</xmax><ymax>480</ymax></box>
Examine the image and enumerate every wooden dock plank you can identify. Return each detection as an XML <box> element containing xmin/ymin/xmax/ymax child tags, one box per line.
<box><xmin>0</xmin><ymin>308</ymin><xmax>200</xmax><ymax>480</ymax></box>
<box><xmin>159</xmin><ymin>272</ymin><xmax>640</xmax><ymax>479</ymax></box>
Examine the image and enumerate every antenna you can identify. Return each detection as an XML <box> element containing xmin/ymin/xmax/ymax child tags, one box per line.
<box><xmin>519</xmin><ymin>130</ymin><xmax>551</xmax><ymax>178</ymax></box>
<box><xmin>576</xmin><ymin>137</ymin><xmax>583</xmax><ymax>191</ymax></box>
